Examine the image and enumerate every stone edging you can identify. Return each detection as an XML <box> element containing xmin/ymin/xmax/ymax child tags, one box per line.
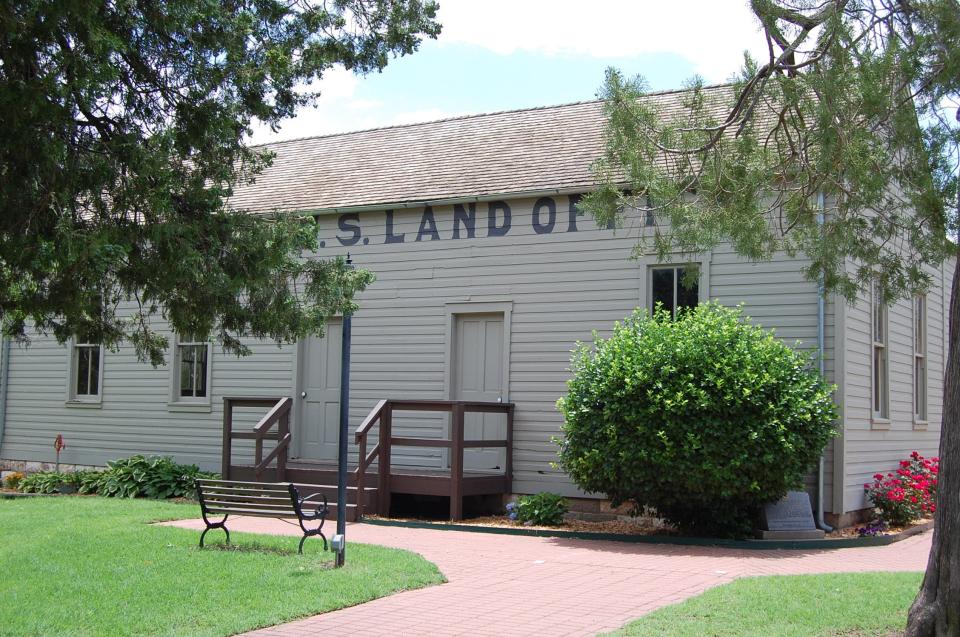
<box><xmin>359</xmin><ymin>517</ymin><xmax>934</xmax><ymax>550</ymax></box>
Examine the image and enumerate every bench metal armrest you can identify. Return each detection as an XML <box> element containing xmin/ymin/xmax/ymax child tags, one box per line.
<box><xmin>299</xmin><ymin>493</ymin><xmax>329</xmax><ymax>520</ymax></box>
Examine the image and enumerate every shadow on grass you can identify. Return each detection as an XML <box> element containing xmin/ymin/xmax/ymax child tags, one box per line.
<box><xmin>201</xmin><ymin>541</ymin><xmax>331</xmax><ymax>561</ymax></box>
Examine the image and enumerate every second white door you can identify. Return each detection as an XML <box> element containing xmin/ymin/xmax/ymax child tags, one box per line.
<box><xmin>453</xmin><ymin>313</ymin><xmax>506</xmax><ymax>471</ymax></box>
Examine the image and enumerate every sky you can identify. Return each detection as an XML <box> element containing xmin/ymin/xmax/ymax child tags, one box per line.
<box><xmin>248</xmin><ymin>1</ymin><xmax>769</xmax><ymax>145</ymax></box>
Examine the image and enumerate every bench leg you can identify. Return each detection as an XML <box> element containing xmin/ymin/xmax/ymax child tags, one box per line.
<box><xmin>199</xmin><ymin>515</ymin><xmax>230</xmax><ymax>548</ymax></box>
<box><xmin>298</xmin><ymin>530</ymin><xmax>327</xmax><ymax>554</ymax></box>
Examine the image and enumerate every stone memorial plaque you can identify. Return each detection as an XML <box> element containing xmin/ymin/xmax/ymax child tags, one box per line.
<box><xmin>760</xmin><ymin>491</ymin><xmax>823</xmax><ymax>539</ymax></box>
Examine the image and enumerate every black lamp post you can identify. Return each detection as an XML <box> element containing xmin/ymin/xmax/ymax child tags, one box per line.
<box><xmin>334</xmin><ymin>253</ymin><xmax>353</xmax><ymax>567</ymax></box>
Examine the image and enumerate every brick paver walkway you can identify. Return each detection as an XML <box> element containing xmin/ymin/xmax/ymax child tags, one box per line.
<box><xmin>164</xmin><ymin>518</ymin><xmax>932</xmax><ymax>637</ymax></box>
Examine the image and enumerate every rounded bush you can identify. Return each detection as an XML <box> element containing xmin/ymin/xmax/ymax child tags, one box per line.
<box><xmin>556</xmin><ymin>302</ymin><xmax>837</xmax><ymax>537</ymax></box>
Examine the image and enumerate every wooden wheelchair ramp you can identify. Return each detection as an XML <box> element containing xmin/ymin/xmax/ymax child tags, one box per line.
<box><xmin>222</xmin><ymin>397</ymin><xmax>514</xmax><ymax>521</ymax></box>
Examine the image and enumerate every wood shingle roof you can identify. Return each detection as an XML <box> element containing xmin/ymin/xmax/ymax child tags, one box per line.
<box><xmin>228</xmin><ymin>84</ymin><xmax>737</xmax><ymax>214</ymax></box>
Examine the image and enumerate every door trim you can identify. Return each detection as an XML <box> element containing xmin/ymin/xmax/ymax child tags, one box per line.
<box><xmin>444</xmin><ymin>301</ymin><xmax>512</xmax><ymax>402</ymax></box>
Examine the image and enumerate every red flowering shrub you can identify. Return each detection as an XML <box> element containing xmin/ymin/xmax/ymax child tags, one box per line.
<box><xmin>864</xmin><ymin>451</ymin><xmax>939</xmax><ymax>526</ymax></box>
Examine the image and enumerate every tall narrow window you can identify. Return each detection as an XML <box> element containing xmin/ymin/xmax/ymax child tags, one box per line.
<box><xmin>178</xmin><ymin>336</ymin><xmax>210</xmax><ymax>399</ymax></box>
<box><xmin>69</xmin><ymin>339</ymin><xmax>103</xmax><ymax>402</ymax></box>
<box><xmin>650</xmin><ymin>265</ymin><xmax>700</xmax><ymax>318</ymax></box>
<box><xmin>914</xmin><ymin>295</ymin><xmax>927</xmax><ymax>422</ymax></box>
<box><xmin>872</xmin><ymin>281</ymin><xmax>889</xmax><ymax>420</ymax></box>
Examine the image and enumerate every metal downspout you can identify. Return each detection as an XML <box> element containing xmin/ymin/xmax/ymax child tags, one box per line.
<box><xmin>816</xmin><ymin>193</ymin><xmax>834</xmax><ymax>532</ymax></box>
<box><xmin>0</xmin><ymin>338</ymin><xmax>10</xmax><ymax>456</ymax></box>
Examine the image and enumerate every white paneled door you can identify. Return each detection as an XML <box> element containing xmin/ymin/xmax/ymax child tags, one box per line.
<box><xmin>297</xmin><ymin>320</ymin><xmax>342</xmax><ymax>461</ymax></box>
<box><xmin>453</xmin><ymin>313</ymin><xmax>506</xmax><ymax>471</ymax></box>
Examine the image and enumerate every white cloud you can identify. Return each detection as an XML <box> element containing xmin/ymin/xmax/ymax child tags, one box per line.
<box><xmin>248</xmin><ymin>2</ymin><xmax>770</xmax><ymax>143</ymax></box>
<box><xmin>435</xmin><ymin>0</ymin><xmax>767</xmax><ymax>83</ymax></box>
<box><xmin>246</xmin><ymin>68</ymin><xmax>366</xmax><ymax>144</ymax></box>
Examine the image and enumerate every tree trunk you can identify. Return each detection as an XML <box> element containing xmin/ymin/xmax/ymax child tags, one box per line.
<box><xmin>906</xmin><ymin>254</ymin><xmax>960</xmax><ymax>637</ymax></box>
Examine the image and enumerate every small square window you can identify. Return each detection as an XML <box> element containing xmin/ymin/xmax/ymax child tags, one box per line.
<box><xmin>171</xmin><ymin>335</ymin><xmax>212</xmax><ymax>406</ymax></box>
<box><xmin>649</xmin><ymin>265</ymin><xmax>700</xmax><ymax>318</ymax></box>
<box><xmin>68</xmin><ymin>339</ymin><xmax>103</xmax><ymax>404</ymax></box>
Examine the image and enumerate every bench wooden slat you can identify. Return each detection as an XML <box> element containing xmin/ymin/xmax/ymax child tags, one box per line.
<box><xmin>203</xmin><ymin>504</ymin><xmax>299</xmax><ymax>517</ymax></box>
<box><xmin>199</xmin><ymin>485</ymin><xmax>291</xmax><ymax>497</ymax></box>
<box><xmin>202</xmin><ymin>494</ymin><xmax>294</xmax><ymax>507</ymax></box>
<box><xmin>198</xmin><ymin>478</ymin><xmax>292</xmax><ymax>489</ymax></box>
<box><xmin>200</xmin><ymin>487</ymin><xmax>290</xmax><ymax>500</ymax></box>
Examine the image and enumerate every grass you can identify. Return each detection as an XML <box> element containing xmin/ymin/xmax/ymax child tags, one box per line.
<box><xmin>608</xmin><ymin>572</ymin><xmax>922</xmax><ymax>637</ymax></box>
<box><xmin>0</xmin><ymin>496</ymin><xmax>444</xmax><ymax>636</ymax></box>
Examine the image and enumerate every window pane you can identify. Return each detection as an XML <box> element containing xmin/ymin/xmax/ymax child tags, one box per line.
<box><xmin>873</xmin><ymin>347</ymin><xmax>881</xmax><ymax>413</ymax></box>
<box><xmin>88</xmin><ymin>347</ymin><xmax>99</xmax><ymax>395</ymax></box>
<box><xmin>873</xmin><ymin>283</ymin><xmax>884</xmax><ymax>342</ymax></box>
<box><xmin>915</xmin><ymin>296</ymin><xmax>925</xmax><ymax>354</ymax></box>
<box><xmin>180</xmin><ymin>345</ymin><xmax>196</xmax><ymax>397</ymax></box>
<box><xmin>916</xmin><ymin>357</ymin><xmax>927</xmax><ymax>419</ymax></box>
<box><xmin>676</xmin><ymin>266</ymin><xmax>700</xmax><ymax>313</ymax></box>
<box><xmin>651</xmin><ymin>268</ymin><xmax>675</xmax><ymax>317</ymax></box>
<box><xmin>76</xmin><ymin>348</ymin><xmax>89</xmax><ymax>396</ymax></box>
<box><xmin>195</xmin><ymin>345</ymin><xmax>208</xmax><ymax>398</ymax></box>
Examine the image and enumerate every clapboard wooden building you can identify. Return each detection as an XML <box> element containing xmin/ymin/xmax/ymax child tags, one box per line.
<box><xmin>0</xmin><ymin>85</ymin><xmax>951</xmax><ymax>525</ymax></box>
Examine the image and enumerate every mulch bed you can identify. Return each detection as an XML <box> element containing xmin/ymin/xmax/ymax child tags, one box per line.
<box><xmin>371</xmin><ymin>512</ymin><xmax>934</xmax><ymax>540</ymax></box>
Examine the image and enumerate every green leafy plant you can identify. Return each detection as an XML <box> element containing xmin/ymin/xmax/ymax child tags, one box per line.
<box><xmin>556</xmin><ymin>303</ymin><xmax>837</xmax><ymax>538</ymax></box>
<box><xmin>508</xmin><ymin>492</ymin><xmax>569</xmax><ymax>526</ymax></box>
<box><xmin>96</xmin><ymin>455</ymin><xmax>217</xmax><ymax>499</ymax></box>
<box><xmin>18</xmin><ymin>471</ymin><xmax>69</xmax><ymax>494</ymax></box>
<box><xmin>3</xmin><ymin>471</ymin><xmax>25</xmax><ymax>490</ymax></box>
<box><xmin>66</xmin><ymin>470</ymin><xmax>105</xmax><ymax>495</ymax></box>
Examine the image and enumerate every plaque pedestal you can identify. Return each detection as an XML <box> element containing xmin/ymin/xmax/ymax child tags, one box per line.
<box><xmin>758</xmin><ymin>490</ymin><xmax>826</xmax><ymax>540</ymax></box>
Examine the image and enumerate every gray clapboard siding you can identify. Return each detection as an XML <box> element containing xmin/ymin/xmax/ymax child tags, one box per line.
<box><xmin>1</xmin><ymin>319</ymin><xmax>294</xmax><ymax>471</ymax></box>
<box><xmin>840</xmin><ymin>258</ymin><xmax>950</xmax><ymax>512</ymax></box>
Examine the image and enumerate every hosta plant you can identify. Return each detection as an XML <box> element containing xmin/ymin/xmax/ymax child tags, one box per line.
<box><xmin>509</xmin><ymin>492</ymin><xmax>569</xmax><ymax>526</ymax></box>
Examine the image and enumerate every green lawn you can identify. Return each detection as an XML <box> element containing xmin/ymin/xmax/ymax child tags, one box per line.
<box><xmin>608</xmin><ymin>572</ymin><xmax>921</xmax><ymax>637</ymax></box>
<box><xmin>0</xmin><ymin>496</ymin><xmax>443</xmax><ymax>636</ymax></box>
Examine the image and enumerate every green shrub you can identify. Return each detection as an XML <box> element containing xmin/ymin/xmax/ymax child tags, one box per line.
<box><xmin>556</xmin><ymin>303</ymin><xmax>837</xmax><ymax>538</ymax></box>
<box><xmin>3</xmin><ymin>471</ymin><xmax>25</xmax><ymax>490</ymax></box>
<box><xmin>508</xmin><ymin>492</ymin><xmax>569</xmax><ymax>526</ymax></box>
<box><xmin>18</xmin><ymin>471</ymin><xmax>69</xmax><ymax>494</ymax></box>
<box><xmin>96</xmin><ymin>455</ymin><xmax>217</xmax><ymax>499</ymax></box>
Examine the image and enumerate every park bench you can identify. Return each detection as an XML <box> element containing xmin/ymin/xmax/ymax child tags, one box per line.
<box><xmin>195</xmin><ymin>478</ymin><xmax>329</xmax><ymax>554</ymax></box>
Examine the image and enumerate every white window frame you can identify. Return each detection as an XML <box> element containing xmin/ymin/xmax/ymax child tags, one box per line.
<box><xmin>914</xmin><ymin>294</ymin><xmax>928</xmax><ymax>427</ymax></box>
<box><xmin>66</xmin><ymin>338</ymin><xmax>104</xmax><ymax>407</ymax></box>
<box><xmin>647</xmin><ymin>264</ymin><xmax>703</xmax><ymax>319</ymax></box>
<box><xmin>871</xmin><ymin>280</ymin><xmax>890</xmax><ymax>426</ymax></box>
<box><xmin>168</xmin><ymin>334</ymin><xmax>213</xmax><ymax>411</ymax></box>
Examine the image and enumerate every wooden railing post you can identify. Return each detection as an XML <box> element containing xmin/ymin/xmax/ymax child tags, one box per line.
<box><xmin>450</xmin><ymin>402</ymin><xmax>465</xmax><ymax>521</ymax></box>
<box><xmin>221</xmin><ymin>398</ymin><xmax>232</xmax><ymax>481</ymax></box>
<box><xmin>277</xmin><ymin>409</ymin><xmax>289</xmax><ymax>481</ymax></box>
<box><xmin>377</xmin><ymin>402</ymin><xmax>392</xmax><ymax>517</ymax></box>
<box><xmin>254</xmin><ymin>436</ymin><xmax>264</xmax><ymax>480</ymax></box>
<box><xmin>505</xmin><ymin>404</ymin><xmax>514</xmax><ymax>493</ymax></box>
<box><xmin>356</xmin><ymin>434</ymin><xmax>367</xmax><ymax>519</ymax></box>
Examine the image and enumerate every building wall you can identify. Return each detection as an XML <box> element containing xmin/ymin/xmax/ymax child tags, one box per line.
<box><xmin>0</xmin><ymin>195</ymin><xmax>919</xmax><ymax>513</ymax></box>
<box><xmin>840</xmin><ymin>258</ymin><xmax>952</xmax><ymax>513</ymax></box>
<box><xmin>0</xmin><ymin>321</ymin><xmax>294</xmax><ymax>470</ymax></box>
